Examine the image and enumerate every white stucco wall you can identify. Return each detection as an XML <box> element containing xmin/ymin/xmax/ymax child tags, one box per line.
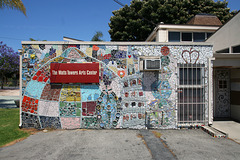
<box><xmin>156</xmin><ymin>30</ymin><xmax>168</xmax><ymax>42</ymax></box>
<box><xmin>207</xmin><ymin>12</ymin><xmax>240</xmax><ymax>53</ymax></box>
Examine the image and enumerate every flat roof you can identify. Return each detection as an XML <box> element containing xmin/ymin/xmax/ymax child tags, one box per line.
<box><xmin>22</xmin><ymin>41</ymin><xmax>212</xmax><ymax>46</ymax></box>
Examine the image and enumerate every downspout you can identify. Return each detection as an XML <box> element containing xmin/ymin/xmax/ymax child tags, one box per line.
<box><xmin>18</xmin><ymin>49</ymin><xmax>22</xmax><ymax>128</ymax></box>
<box><xmin>208</xmin><ymin>57</ymin><xmax>215</xmax><ymax>125</ymax></box>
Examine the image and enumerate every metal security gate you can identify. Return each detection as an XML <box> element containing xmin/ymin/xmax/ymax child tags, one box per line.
<box><xmin>177</xmin><ymin>64</ymin><xmax>206</xmax><ymax>125</ymax></box>
<box><xmin>214</xmin><ymin>69</ymin><xmax>230</xmax><ymax>118</ymax></box>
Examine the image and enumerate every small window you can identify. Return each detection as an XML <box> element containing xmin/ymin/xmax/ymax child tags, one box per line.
<box><xmin>232</xmin><ymin>45</ymin><xmax>240</xmax><ymax>53</ymax></box>
<box><xmin>193</xmin><ymin>32</ymin><xmax>205</xmax><ymax>42</ymax></box>
<box><xmin>182</xmin><ymin>32</ymin><xmax>192</xmax><ymax>41</ymax></box>
<box><xmin>216</xmin><ymin>48</ymin><xmax>229</xmax><ymax>53</ymax></box>
<box><xmin>206</xmin><ymin>32</ymin><xmax>213</xmax><ymax>39</ymax></box>
<box><xmin>169</xmin><ymin>32</ymin><xmax>180</xmax><ymax>42</ymax></box>
<box><xmin>219</xmin><ymin>80</ymin><xmax>227</xmax><ymax>89</ymax></box>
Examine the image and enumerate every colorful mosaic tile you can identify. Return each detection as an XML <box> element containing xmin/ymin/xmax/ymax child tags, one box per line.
<box><xmin>22</xmin><ymin>96</ymin><xmax>39</xmax><ymax>114</ymax></box>
<box><xmin>24</xmin><ymin>80</ymin><xmax>45</xmax><ymax>99</ymax></box>
<box><xmin>80</xmin><ymin>84</ymin><xmax>101</xmax><ymax>102</ymax></box>
<box><xmin>39</xmin><ymin>116</ymin><xmax>61</xmax><ymax>129</ymax></box>
<box><xmin>38</xmin><ymin>100</ymin><xmax>59</xmax><ymax>117</ymax></box>
<box><xmin>60</xmin><ymin>85</ymin><xmax>81</xmax><ymax>102</ymax></box>
<box><xmin>61</xmin><ymin>117</ymin><xmax>81</xmax><ymax>129</ymax></box>
<box><xmin>59</xmin><ymin>101</ymin><xmax>81</xmax><ymax>117</ymax></box>
<box><xmin>82</xmin><ymin>101</ymin><xmax>96</xmax><ymax>116</ymax></box>
<box><xmin>21</xmin><ymin>112</ymin><xmax>41</xmax><ymax>128</ymax></box>
<box><xmin>21</xmin><ymin>44</ymin><xmax>213</xmax><ymax>129</ymax></box>
<box><xmin>40</xmin><ymin>84</ymin><xmax>61</xmax><ymax>101</ymax></box>
<box><xmin>82</xmin><ymin>117</ymin><xmax>98</xmax><ymax>129</ymax></box>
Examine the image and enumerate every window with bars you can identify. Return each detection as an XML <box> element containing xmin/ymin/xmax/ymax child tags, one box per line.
<box><xmin>177</xmin><ymin>64</ymin><xmax>206</xmax><ymax>124</ymax></box>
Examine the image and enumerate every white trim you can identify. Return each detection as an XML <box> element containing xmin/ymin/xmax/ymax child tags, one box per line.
<box><xmin>144</xmin><ymin>59</ymin><xmax>161</xmax><ymax>70</ymax></box>
<box><xmin>158</xmin><ymin>24</ymin><xmax>219</xmax><ymax>31</ymax></box>
<box><xmin>22</xmin><ymin>41</ymin><xmax>212</xmax><ymax>46</ymax></box>
<box><xmin>145</xmin><ymin>27</ymin><xmax>158</xmax><ymax>41</ymax></box>
<box><xmin>208</xmin><ymin>57</ymin><xmax>215</xmax><ymax>125</ymax></box>
<box><xmin>19</xmin><ymin>52</ymin><xmax>22</xmax><ymax>128</ymax></box>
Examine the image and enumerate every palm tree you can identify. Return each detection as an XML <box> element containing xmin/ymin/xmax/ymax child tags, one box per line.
<box><xmin>0</xmin><ymin>0</ymin><xmax>26</xmax><ymax>16</ymax></box>
<box><xmin>91</xmin><ymin>31</ymin><xmax>103</xmax><ymax>41</ymax></box>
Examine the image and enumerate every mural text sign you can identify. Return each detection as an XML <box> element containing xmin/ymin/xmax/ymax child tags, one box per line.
<box><xmin>50</xmin><ymin>63</ymin><xmax>99</xmax><ymax>83</ymax></box>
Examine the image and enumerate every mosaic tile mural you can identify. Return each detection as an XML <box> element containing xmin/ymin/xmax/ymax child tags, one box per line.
<box><xmin>21</xmin><ymin>43</ymin><xmax>212</xmax><ymax>129</ymax></box>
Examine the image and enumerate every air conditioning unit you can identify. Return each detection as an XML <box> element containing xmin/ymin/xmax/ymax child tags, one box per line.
<box><xmin>139</xmin><ymin>58</ymin><xmax>161</xmax><ymax>71</ymax></box>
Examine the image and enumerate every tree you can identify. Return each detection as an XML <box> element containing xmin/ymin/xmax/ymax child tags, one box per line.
<box><xmin>109</xmin><ymin>0</ymin><xmax>237</xmax><ymax>41</ymax></box>
<box><xmin>0</xmin><ymin>0</ymin><xmax>26</xmax><ymax>16</ymax></box>
<box><xmin>29</xmin><ymin>38</ymin><xmax>47</xmax><ymax>41</ymax></box>
<box><xmin>29</xmin><ymin>38</ymin><xmax>36</xmax><ymax>41</ymax></box>
<box><xmin>0</xmin><ymin>41</ymin><xmax>19</xmax><ymax>89</ymax></box>
<box><xmin>91</xmin><ymin>31</ymin><xmax>104</xmax><ymax>41</ymax></box>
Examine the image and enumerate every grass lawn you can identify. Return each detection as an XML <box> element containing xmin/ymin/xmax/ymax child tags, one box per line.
<box><xmin>0</xmin><ymin>108</ymin><xmax>29</xmax><ymax>147</ymax></box>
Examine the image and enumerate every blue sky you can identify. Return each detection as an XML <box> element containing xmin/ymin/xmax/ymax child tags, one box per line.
<box><xmin>0</xmin><ymin>0</ymin><xmax>239</xmax><ymax>52</ymax></box>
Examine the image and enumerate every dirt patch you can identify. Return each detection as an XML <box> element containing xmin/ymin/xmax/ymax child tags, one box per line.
<box><xmin>137</xmin><ymin>133</ymin><xmax>153</xmax><ymax>158</ymax></box>
<box><xmin>152</xmin><ymin>130</ymin><xmax>162</xmax><ymax>138</ymax></box>
<box><xmin>21</xmin><ymin>128</ymin><xmax>41</xmax><ymax>135</ymax></box>
<box><xmin>0</xmin><ymin>89</ymin><xmax>19</xmax><ymax>96</ymax></box>
<box><xmin>160</xmin><ymin>138</ymin><xmax>177</xmax><ymax>158</ymax></box>
<box><xmin>1</xmin><ymin>137</ymin><xmax>27</xmax><ymax>148</ymax></box>
<box><xmin>151</xmin><ymin>130</ymin><xmax>177</xmax><ymax>158</ymax></box>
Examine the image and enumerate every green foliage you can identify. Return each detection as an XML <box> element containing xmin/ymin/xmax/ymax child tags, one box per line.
<box><xmin>0</xmin><ymin>108</ymin><xmax>29</xmax><ymax>147</ymax></box>
<box><xmin>29</xmin><ymin>38</ymin><xmax>47</xmax><ymax>41</ymax></box>
<box><xmin>0</xmin><ymin>0</ymin><xmax>26</xmax><ymax>16</ymax></box>
<box><xmin>109</xmin><ymin>0</ymin><xmax>237</xmax><ymax>41</ymax></box>
<box><xmin>0</xmin><ymin>41</ymin><xmax>19</xmax><ymax>89</ymax></box>
<box><xmin>29</xmin><ymin>38</ymin><xmax>36</xmax><ymax>41</ymax></box>
<box><xmin>91</xmin><ymin>31</ymin><xmax>104</xmax><ymax>41</ymax></box>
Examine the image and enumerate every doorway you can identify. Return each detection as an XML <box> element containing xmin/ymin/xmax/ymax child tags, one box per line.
<box><xmin>213</xmin><ymin>68</ymin><xmax>230</xmax><ymax>119</ymax></box>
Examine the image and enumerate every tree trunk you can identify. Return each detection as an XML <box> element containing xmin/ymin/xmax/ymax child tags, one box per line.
<box><xmin>1</xmin><ymin>73</ymin><xmax>4</xmax><ymax>89</ymax></box>
<box><xmin>1</xmin><ymin>77</ymin><xmax>4</xmax><ymax>89</ymax></box>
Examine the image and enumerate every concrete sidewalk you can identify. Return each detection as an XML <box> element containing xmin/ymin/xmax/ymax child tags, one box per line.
<box><xmin>159</xmin><ymin>129</ymin><xmax>240</xmax><ymax>160</ymax></box>
<box><xmin>0</xmin><ymin>96</ymin><xmax>19</xmax><ymax>108</ymax></box>
<box><xmin>212</xmin><ymin>121</ymin><xmax>240</xmax><ymax>143</ymax></box>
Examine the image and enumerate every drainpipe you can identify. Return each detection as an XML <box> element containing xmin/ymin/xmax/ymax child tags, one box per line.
<box><xmin>18</xmin><ymin>49</ymin><xmax>22</xmax><ymax>128</ymax></box>
<box><xmin>208</xmin><ymin>57</ymin><xmax>215</xmax><ymax>125</ymax></box>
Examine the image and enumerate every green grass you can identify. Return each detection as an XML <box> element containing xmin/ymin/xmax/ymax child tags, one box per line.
<box><xmin>0</xmin><ymin>108</ymin><xmax>29</xmax><ymax>147</ymax></box>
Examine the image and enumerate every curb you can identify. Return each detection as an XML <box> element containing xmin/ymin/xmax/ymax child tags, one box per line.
<box><xmin>201</xmin><ymin>126</ymin><xmax>228</xmax><ymax>138</ymax></box>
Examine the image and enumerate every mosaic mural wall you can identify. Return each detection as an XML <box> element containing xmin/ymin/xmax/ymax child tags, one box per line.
<box><xmin>21</xmin><ymin>43</ymin><xmax>213</xmax><ymax>129</ymax></box>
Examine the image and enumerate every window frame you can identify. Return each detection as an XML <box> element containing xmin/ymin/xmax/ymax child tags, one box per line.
<box><xmin>168</xmin><ymin>31</ymin><xmax>181</xmax><ymax>42</ymax></box>
<box><xmin>193</xmin><ymin>32</ymin><xmax>206</xmax><ymax>42</ymax></box>
<box><xmin>168</xmin><ymin>31</ymin><xmax>213</xmax><ymax>42</ymax></box>
<box><xmin>182</xmin><ymin>32</ymin><xmax>193</xmax><ymax>42</ymax></box>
